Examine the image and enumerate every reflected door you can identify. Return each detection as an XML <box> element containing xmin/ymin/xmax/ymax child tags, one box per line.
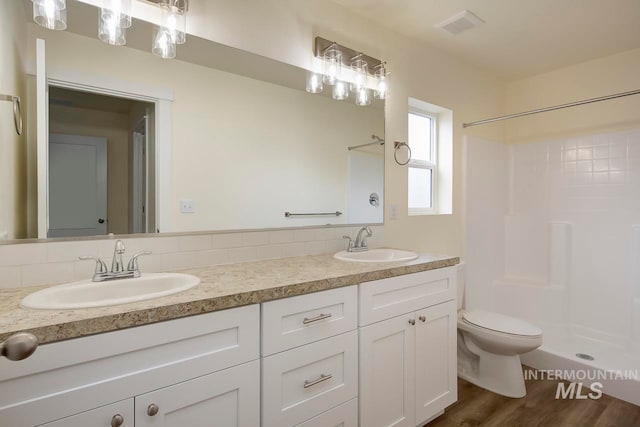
<box><xmin>48</xmin><ymin>134</ymin><xmax>107</xmax><ymax>237</ymax></box>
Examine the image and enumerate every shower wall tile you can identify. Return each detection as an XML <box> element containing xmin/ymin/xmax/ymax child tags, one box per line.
<box><xmin>505</xmin><ymin>127</ymin><xmax>640</xmax><ymax>343</ymax></box>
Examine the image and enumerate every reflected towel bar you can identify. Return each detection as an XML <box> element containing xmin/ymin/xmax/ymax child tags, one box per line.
<box><xmin>0</xmin><ymin>94</ymin><xmax>22</xmax><ymax>136</ymax></box>
<box><xmin>285</xmin><ymin>211</ymin><xmax>342</xmax><ymax>217</ymax></box>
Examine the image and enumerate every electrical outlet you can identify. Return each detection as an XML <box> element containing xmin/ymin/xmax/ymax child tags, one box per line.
<box><xmin>180</xmin><ymin>199</ymin><xmax>195</xmax><ymax>213</ymax></box>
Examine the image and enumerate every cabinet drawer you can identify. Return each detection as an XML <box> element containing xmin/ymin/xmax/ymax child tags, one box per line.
<box><xmin>262</xmin><ymin>331</ymin><xmax>358</xmax><ymax>427</ymax></box>
<box><xmin>262</xmin><ymin>286</ymin><xmax>357</xmax><ymax>356</ymax></box>
<box><xmin>295</xmin><ymin>398</ymin><xmax>358</xmax><ymax>427</ymax></box>
<box><xmin>359</xmin><ymin>268</ymin><xmax>456</xmax><ymax>326</ymax></box>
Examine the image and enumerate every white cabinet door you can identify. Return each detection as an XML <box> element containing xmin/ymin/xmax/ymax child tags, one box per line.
<box><xmin>37</xmin><ymin>399</ymin><xmax>133</xmax><ymax>427</ymax></box>
<box><xmin>134</xmin><ymin>360</ymin><xmax>259</xmax><ymax>427</ymax></box>
<box><xmin>415</xmin><ymin>300</ymin><xmax>457</xmax><ymax>425</ymax></box>
<box><xmin>359</xmin><ymin>314</ymin><xmax>416</xmax><ymax>427</ymax></box>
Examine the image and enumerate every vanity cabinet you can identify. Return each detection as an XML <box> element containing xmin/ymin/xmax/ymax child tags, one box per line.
<box><xmin>359</xmin><ymin>268</ymin><xmax>457</xmax><ymax>427</ymax></box>
<box><xmin>1</xmin><ymin>265</ymin><xmax>458</xmax><ymax>427</ymax></box>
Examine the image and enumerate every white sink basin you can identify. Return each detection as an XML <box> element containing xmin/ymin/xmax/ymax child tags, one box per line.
<box><xmin>21</xmin><ymin>273</ymin><xmax>200</xmax><ymax>310</ymax></box>
<box><xmin>334</xmin><ymin>248</ymin><xmax>419</xmax><ymax>263</ymax></box>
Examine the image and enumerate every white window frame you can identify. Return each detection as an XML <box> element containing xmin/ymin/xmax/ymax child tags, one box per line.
<box><xmin>408</xmin><ymin>108</ymin><xmax>437</xmax><ymax>215</ymax></box>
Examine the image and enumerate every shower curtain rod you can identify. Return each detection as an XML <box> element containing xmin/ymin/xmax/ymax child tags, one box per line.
<box><xmin>462</xmin><ymin>88</ymin><xmax>640</xmax><ymax>128</ymax></box>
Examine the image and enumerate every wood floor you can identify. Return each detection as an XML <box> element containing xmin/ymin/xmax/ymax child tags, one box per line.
<box><xmin>425</xmin><ymin>370</ymin><xmax>640</xmax><ymax>427</ymax></box>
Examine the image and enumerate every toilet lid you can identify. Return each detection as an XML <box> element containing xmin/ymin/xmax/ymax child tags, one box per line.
<box><xmin>462</xmin><ymin>310</ymin><xmax>542</xmax><ymax>337</ymax></box>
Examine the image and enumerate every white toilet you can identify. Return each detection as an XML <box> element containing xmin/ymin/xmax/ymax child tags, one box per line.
<box><xmin>456</xmin><ymin>264</ymin><xmax>543</xmax><ymax>398</ymax></box>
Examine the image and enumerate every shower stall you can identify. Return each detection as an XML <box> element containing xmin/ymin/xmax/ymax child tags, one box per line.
<box><xmin>463</xmin><ymin>98</ymin><xmax>640</xmax><ymax>405</ymax></box>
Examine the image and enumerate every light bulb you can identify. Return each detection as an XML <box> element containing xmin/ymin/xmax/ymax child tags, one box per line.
<box><xmin>306</xmin><ymin>72</ymin><xmax>323</xmax><ymax>94</ymax></box>
<box><xmin>333</xmin><ymin>81</ymin><xmax>348</xmax><ymax>101</ymax></box>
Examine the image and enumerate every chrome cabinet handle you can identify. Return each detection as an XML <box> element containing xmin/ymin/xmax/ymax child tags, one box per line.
<box><xmin>303</xmin><ymin>313</ymin><xmax>332</xmax><ymax>325</ymax></box>
<box><xmin>0</xmin><ymin>333</ymin><xmax>38</xmax><ymax>361</ymax></box>
<box><xmin>408</xmin><ymin>319</ymin><xmax>416</xmax><ymax>325</ymax></box>
<box><xmin>304</xmin><ymin>373</ymin><xmax>333</xmax><ymax>388</ymax></box>
<box><xmin>111</xmin><ymin>414</ymin><xmax>124</xmax><ymax>427</ymax></box>
<box><xmin>147</xmin><ymin>404</ymin><xmax>159</xmax><ymax>416</ymax></box>
<box><xmin>418</xmin><ymin>316</ymin><xmax>426</xmax><ymax>322</ymax></box>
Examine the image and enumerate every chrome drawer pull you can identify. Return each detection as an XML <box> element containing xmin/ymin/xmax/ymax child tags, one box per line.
<box><xmin>304</xmin><ymin>373</ymin><xmax>333</xmax><ymax>388</ymax></box>
<box><xmin>303</xmin><ymin>313</ymin><xmax>332</xmax><ymax>324</ymax></box>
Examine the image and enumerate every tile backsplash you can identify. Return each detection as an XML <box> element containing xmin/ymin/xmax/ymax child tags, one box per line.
<box><xmin>0</xmin><ymin>226</ymin><xmax>385</xmax><ymax>289</ymax></box>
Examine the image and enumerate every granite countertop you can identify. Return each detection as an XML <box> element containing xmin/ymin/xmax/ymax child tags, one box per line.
<box><xmin>0</xmin><ymin>253</ymin><xmax>459</xmax><ymax>345</ymax></box>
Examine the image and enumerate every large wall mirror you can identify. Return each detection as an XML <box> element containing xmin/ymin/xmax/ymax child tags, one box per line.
<box><xmin>3</xmin><ymin>0</ymin><xmax>384</xmax><ymax>241</ymax></box>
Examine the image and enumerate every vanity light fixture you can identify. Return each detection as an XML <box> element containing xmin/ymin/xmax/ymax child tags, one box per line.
<box><xmin>98</xmin><ymin>0</ymin><xmax>131</xmax><ymax>46</ymax></box>
<box><xmin>306</xmin><ymin>72</ymin><xmax>323</xmax><ymax>94</ymax></box>
<box><xmin>309</xmin><ymin>37</ymin><xmax>388</xmax><ymax>106</ymax></box>
<box><xmin>32</xmin><ymin>0</ymin><xmax>190</xmax><ymax>59</ymax></box>
<box><xmin>32</xmin><ymin>0</ymin><xmax>67</xmax><ymax>31</ymax></box>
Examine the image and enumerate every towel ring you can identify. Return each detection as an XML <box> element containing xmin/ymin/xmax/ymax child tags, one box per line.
<box><xmin>393</xmin><ymin>141</ymin><xmax>411</xmax><ymax>166</ymax></box>
<box><xmin>0</xmin><ymin>94</ymin><xmax>22</xmax><ymax>136</ymax></box>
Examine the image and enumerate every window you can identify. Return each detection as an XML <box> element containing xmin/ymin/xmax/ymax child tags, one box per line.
<box><xmin>408</xmin><ymin>109</ymin><xmax>436</xmax><ymax>214</ymax></box>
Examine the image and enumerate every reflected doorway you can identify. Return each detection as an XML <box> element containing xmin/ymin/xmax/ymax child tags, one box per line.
<box><xmin>47</xmin><ymin>87</ymin><xmax>155</xmax><ymax>237</ymax></box>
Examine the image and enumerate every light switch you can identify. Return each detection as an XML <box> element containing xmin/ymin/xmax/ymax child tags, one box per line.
<box><xmin>180</xmin><ymin>199</ymin><xmax>195</xmax><ymax>213</ymax></box>
<box><xmin>389</xmin><ymin>204</ymin><xmax>398</xmax><ymax>220</ymax></box>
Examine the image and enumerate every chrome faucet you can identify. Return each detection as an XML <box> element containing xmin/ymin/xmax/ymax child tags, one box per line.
<box><xmin>80</xmin><ymin>240</ymin><xmax>151</xmax><ymax>282</ymax></box>
<box><xmin>343</xmin><ymin>227</ymin><xmax>373</xmax><ymax>252</ymax></box>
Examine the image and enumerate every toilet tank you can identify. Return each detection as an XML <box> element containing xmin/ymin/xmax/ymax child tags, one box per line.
<box><xmin>456</xmin><ymin>262</ymin><xmax>465</xmax><ymax>310</ymax></box>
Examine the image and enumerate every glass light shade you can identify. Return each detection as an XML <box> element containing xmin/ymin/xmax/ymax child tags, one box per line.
<box><xmin>323</xmin><ymin>48</ymin><xmax>342</xmax><ymax>85</ymax></box>
<box><xmin>332</xmin><ymin>81</ymin><xmax>349</xmax><ymax>101</ymax></box>
<box><xmin>152</xmin><ymin>26</ymin><xmax>176</xmax><ymax>59</ymax></box>
<box><xmin>306</xmin><ymin>72</ymin><xmax>323</xmax><ymax>94</ymax></box>
<box><xmin>102</xmin><ymin>0</ymin><xmax>132</xmax><ymax>28</ymax></box>
<box><xmin>32</xmin><ymin>0</ymin><xmax>67</xmax><ymax>31</ymax></box>
<box><xmin>162</xmin><ymin>6</ymin><xmax>187</xmax><ymax>45</ymax></box>
<box><xmin>99</xmin><ymin>9</ymin><xmax>127</xmax><ymax>46</ymax></box>
<box><xmin>375</xmin><ymin>75</ymin><xmax>387</xmax><ymax>99</ymax></box>
<box><xmin>350</xmin><ymin>58</ymin><xmax>368</xmax><ymax>93</ymax></box>
<box><xmin>356</xmin><ymin>87</ymin><xmax>371</xmax><ymax>106</ymax></box>
<box><xmin>374</xmin><ymin>64</ymin><xmax>388</xmax><ymax>99</ymax></box>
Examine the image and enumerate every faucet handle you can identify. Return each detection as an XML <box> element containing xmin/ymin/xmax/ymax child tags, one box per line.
<box><xmin>79</xmin><ymin>256</ymin><xmax>108</xmax><ymax>274</ymax></box>
<box><xmin>127</xmin><ymin>251</ymin><xmax>152</xmax><ymax>273</ymax></box>
<box><xmin>342</xmin><ymin>236</ymin><xmax>354</xmax><ymax>251</ymax></box>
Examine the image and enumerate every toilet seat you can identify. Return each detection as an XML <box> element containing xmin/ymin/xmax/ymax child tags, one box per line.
<box><xmin>462</xmin><ymin>310</ymin><xmax>542</xmax><ymax>338</ymax></box>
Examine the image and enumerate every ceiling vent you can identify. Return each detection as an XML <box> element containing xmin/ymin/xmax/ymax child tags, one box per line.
<box><xmin>436</xmin><ymin>10</ymin><xmax>484</xmax><ymax>35</ymax></box>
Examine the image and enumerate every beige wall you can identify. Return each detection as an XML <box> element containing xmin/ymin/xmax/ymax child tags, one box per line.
<box><xmin>506</xmin><ymin>48</ymin><xmax>640</xmax><ymax>144</ymax></box>
<box><xmin>49</xmin><ymin>105</ymin><xmax>130</xmax><ymax>234</ymax></box>
<box><xmin>0</xmin><ymin>1</ymin><xmax>27</xmax><ymax>239</ymax></box>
